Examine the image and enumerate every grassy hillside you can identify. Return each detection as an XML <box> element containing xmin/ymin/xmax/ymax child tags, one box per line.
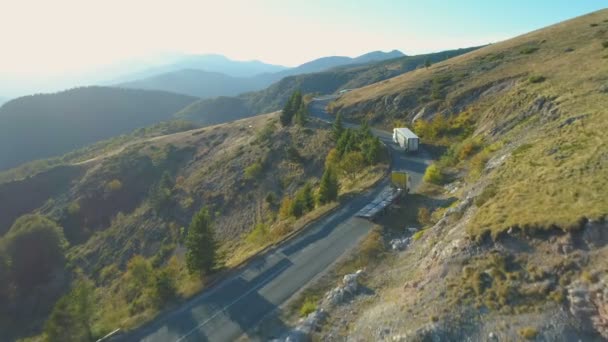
<box><xmin>296</xmin><ymin>9</ymin><xmax>608</xmax><ymax>341</ymax></box>
<box><xmin>177</xmin><ymin>47</ymin><xmax>480</xmax><ymax>123</ymax></box>
<box><xmin>0</xmin><ymin>87</ymin><xmax>197</xmax><ymax>170</ymax></box>
<box><xmin>0</xmin><ymin>110</ymin><xmax>388</xmax><ymax>340</ymax></box>
<box><xmin>331</xmin><ymin>9</ymin><xmax>608</xmax><ymax>237</ymax></box>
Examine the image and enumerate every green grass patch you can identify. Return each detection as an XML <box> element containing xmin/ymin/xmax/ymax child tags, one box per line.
<box><xmin>520</xmin><ymin>46</ymin><xmax>539</xmax><ymax>54</ymax></box>
<box><xmin>412</xmin><ymin>229</ymin><xmax>427</xmax><ymax>241</ymax></box>
<box><xmin>475</xmin><ymin>184</ymin><xmax>498</xmax><ymax>207</ymax></box>
<box><xmin>299</xmin><ymin>296</ymin><xmax>319</xmax><ymax>317</ymax></box>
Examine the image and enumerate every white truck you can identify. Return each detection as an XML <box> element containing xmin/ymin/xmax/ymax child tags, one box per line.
<box><xmin>393</xmin><ymin>127</ymin><xmax>419</xmax><ymax>152</ymax></box>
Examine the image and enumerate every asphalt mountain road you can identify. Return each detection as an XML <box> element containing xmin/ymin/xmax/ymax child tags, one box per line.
<box><xmin>121</xmin><ymin>97</ymin><xmax>431</xmax><ymax>342</ymax></box>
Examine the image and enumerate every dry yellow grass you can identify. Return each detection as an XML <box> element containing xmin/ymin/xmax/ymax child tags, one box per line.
<box><xmin>331</xmin><ymin>9</ymin><xmax>608</xmax><ymax>236</ymax></box>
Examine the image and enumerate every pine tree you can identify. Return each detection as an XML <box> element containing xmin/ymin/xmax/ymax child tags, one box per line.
<box><xmin>280</xmin><ymin>90</ymin><xmax>304</xmax><ymax>126</ymax></box>
<box><xmin>317</xmin><ymin>167</ymin><xmax>339</xmax><ymax>204</ymax></box>
<box><xmin>185</xmin><ymin>207</ymin><xmax>217</xmax><ymax>275</ymax></box>
<box><xmin>280</xmin><ymin>93</ymin><xmax>296</xmax><ymax>126</ymax></box>
<box><xmin>424</xmin><ymin>58</ymin><xmax>431</xmax><ymax>68</ymax></box>
<box><xmin>295</xmin><ymin>101</ymin><xmax>308</xmax><ymax>126</ymax></box>
<box><xmin>332</xmin><ymin>113</ymin><xmax>344</xmax><ymax>141</ymax></box>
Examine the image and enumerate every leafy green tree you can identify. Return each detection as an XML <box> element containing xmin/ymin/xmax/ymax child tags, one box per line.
<box><xmin>339</xmin><ymin>151</ymin><xmax>365</xmax><ymax>180</ymax></box>
<box><xmin>4</xmin><ymin>215</ymin><xmax>67</xmax><ymax>291</ymax></box>
<box><xmin>317</xmin><ymin>167</ymin><xmax>339</xmax><ymax>204</ymax></box>
<box><xmin>332</xmin><ymin>113</ymin><xmax>344</xmax><ymax>141</ymax></box>
<box><xmin>186</xmin><ymin>208</ymin><xmax>218</xmax><ymax>275</ymax></box>
<box><xmin>44</xmin><ymin>279</ymin><xmax>94</xmax><ymax>342</ymax></box>
<box><xmin>424</xmin><ymin>58</ymin><xmax>432</xmax><ymax>68</ymax></box>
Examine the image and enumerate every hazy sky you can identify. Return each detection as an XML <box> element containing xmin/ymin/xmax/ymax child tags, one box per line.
<box><xmin>0</xmin><ymin>0</ymin><xmax>605</xmax><ymax>76</ymax></box>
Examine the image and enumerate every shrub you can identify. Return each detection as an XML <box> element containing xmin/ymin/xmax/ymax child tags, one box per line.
<box><xmin>469</xmin><ymin>150</ymin><xmax>491</xmax><ymax>180</ymax></box>
<box><xmin>603</xmin><ymin>41</ymin><xmax>608</xmax><ymax>49</ymax></box>
<box><xmin>417</xmin><ymin>207</ymin><xmax>431</xmax><ymax>226</ymax></box>
<box><xmin>45</xmin><ymin>279</ymin><xmax>94</xmax><ymax>342</ymax></box>
<box><xmin>279</xmin><ymin>196</ymin><xmax>293</xmax><ymax>220</ymax></box>
<box><xmin>255</xmin><ymin>121</ymin><xmax>275</xmax><ymax>143</ymax></box>
<box><xmin>423</xmin><ymin>164</ymin><xmax>443</xmax><ymax>184</ymax></box>
<box><xmin>528</xmin><ymin>75</ymin><xmax>546</xmax><ymax>83</ymax></box>
<box><xmin>413</xmin><ymin>229</ymin><xmax>426</xmax><ymax>241</ymax></box>
<box><xmin>67</xmin><ymin>201</ymin><xmax>81</xmax><ymax>215</ymax></box>
<box><xmin>246</xmin><ymin>223</ymin><xmax>269</xmax><ymax>246</ymax></box>
<box><xmin>285</xmin><ymin>145</ymin><xmax>302</xmax><ymax>162</ymax></box>
<box><xmin>244</xmin><ymin>162</ymin><xmax>263</xmax><ymax>180</ymax></box>
<box><xmin>265</xmin><ymin>192</ymin><xmax>276</xmax><ymax>205</ymax></box>
<box><xmin>518</xmin><ymin>327</ymin><xmax>538</xmax><ymax>340</ymax></box>
<box><xmin>299</xmin><ymin>296</ymin><xmax>318</xmax><ymax>317</ymax></box>
<box><xmin>105</xmin><ymin>179</ymin><xmax>123</xmax><ymax>193</ymax></box>
<box><xmin>520</xmin><ymin>46</ymin><xmax>539</xmax><ymax>54</ymax></box>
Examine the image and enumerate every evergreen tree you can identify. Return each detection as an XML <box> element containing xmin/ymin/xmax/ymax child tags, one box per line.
<box><xmin>295</xmin><ymin>101</ymin><xmax>308</xmax><ymax>126</ymax></box>
<box><xmin>357</xmin><ymin>121</ymin><xmax>372</xmax><ymax>140</ymax></box>
<box><xmin>336</xmin><ymin>129</ymin><xmax>356</xmax><ymax>156</ymax></box>
<box><xmin>291</xmin><ymin>183</ymin><xmax>314</xmax><ymax>218</ymax></box>
<box><xmin>280</xmin><ymin>90</ymin><xmax>303</xmax><ymax>127</ymax></box>
<box><xmin>317</xmin><ymin>167</ymin><xmax>339</xmax><ymax>204</ymax></box>
<box><xmin>185</xmin><ymin>207</ymin><xmax>217</xmax><ymax>275</ymax></box>
<box><xmin>361</xmin><ymin>136</ymin><xmax>383</xmax><ymax>165</ymax></box>
<box><xmin>332</xmin><ymin>113</ymin><xmax>344</xmax><ymax>141</ymax></box>
<box><xmin>424</xmin><ymin>58</ymin><xmax>432</xmax><ymax>68</ymax></box>
<box><xmin>280</xmin><ymin>93</ymin><xmax>295</xmax><ymax>126</ymax></box>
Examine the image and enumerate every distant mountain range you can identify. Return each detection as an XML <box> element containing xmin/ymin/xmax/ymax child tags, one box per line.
<box><xmin>115</xmin><ymin>50</ymin><xmax>405</xmax><ymax>99</ymax></box>
<box><xmin>0</xmin><ymin>87</ymin><xmax>196</xmax><ymax>170</ymax></box>
<box><xmin>110</xmin><ymin>53</ymin><xmax>288</xmax><ymax>83</ymax></box>
<box><xmin>177</xmin><ymin>47</ymin><xmax>480</xmax><ymax>124</ymax></box>
<box><xmin>0</xmin><ymin>48</ymin><xmax>480</xmax><ymax>171</ymax></box>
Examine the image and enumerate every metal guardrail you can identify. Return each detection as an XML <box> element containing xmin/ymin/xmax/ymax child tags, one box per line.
<box><xmin>355</xmin><ymin>188</ymin><xmax>402</xmax><ymax>219</ymax></box>
<box><xmin>96</xmin><ymin>328</ymin><xmax>121</xmax><ymax>342</ymax></box>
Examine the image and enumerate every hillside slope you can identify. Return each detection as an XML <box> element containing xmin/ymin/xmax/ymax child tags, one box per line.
<box><xmin>177</xmin><ymin>47</ymin><xmax>479</xmax><ymax>123</ymax></box>
<box><xmin>0</xmin><ymin>87</ymin><xmax>197</xmax><ymax>170</ymax></box>
<box><xmin>0</xmin><ymin>113</ymin><xmax>339</xmax><ymax>339</ymax></box>
<box><xmin>308</xmin><ymin>9</ymin><xmax>608</xmax><ymax>341</ymax></box>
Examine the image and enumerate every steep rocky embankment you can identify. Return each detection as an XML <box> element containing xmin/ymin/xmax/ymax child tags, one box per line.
<box><xmin>311</xmin><ymin>9</ymin><xmax>608</xmax><ymax>340</ymax></box>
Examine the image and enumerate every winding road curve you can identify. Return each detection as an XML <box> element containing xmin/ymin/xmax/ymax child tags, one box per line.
<box><xmin>118</xmin><ymin>96</ymin><xmax>431</xmax><ymax>342</ymax></box>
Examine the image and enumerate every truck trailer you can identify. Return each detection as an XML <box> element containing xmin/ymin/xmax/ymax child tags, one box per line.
<box><xmin>393</xmin><ymin>127</ymin><xmax>419</xmax><ymax>152</ymax></box>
